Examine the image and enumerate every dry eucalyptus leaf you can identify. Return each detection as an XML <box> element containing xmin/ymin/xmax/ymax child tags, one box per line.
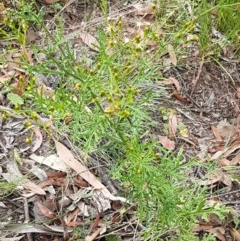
<box><xmin>211</xmin><ymin>125</ymin><xmax>223</xmax><ymax>142</ymax></box>
<box><xmin>30</xmin><ymin>154</ymin><xmax>67</xmax><ymax>172</ymax></box>
<box><xmin>217</xmin><ymin>120</ymin><xmax>237</xmax><ymax>140</ymax></box>
<box><xmin>230</xmin><ymin>229</ymin><xmax>240</xmax><ymax>241</ymax></box>
<box><xmin>0</xmin><ymin>235</ymin><xmax>24</xmax><ymax>241</ymax></box>
<box><xmin>31</xmin><ymin>128</ymin><xmax>43</xmax><ymax>153</ymax></box>
<box><xmin>132</xmin><ymin>3</ymin><xmax>154</xmax><ymax>16</ymax></box>
<box><xmin>78</xmin><ymin>33</ymin><xmax>100</xmax><ymax>52</ymax></box>
<box><xmin>2</xmin><ymin>160</ymin><xmax>46</xmax><ymax>195</ymax></box>
<box><xmin>85</xmin><ymin>226</ymin><xmax>106</xmax><ymax>241</ymax></box>
<box><xmin>0</xmin><ymin>71</ymin><xmax>16</xmax><ymax>87</ymax></box>
<box><xmin>158</xmin><ymin>135</ymin><xmax>175</xmax><ymax>150</ymax></box>
<box><xmin>43</xmin><ymin>0</ymin><xmax>61</xmax><ymax>4</ymax></box>
<box><xmin>168</xmin><ymin>113</ymin><xmax>178</xmax><ymax>138</ymax></box>
<box><xmin>37</xmin><ymin>83</ymin><xmax>55</xmax><ymax>97</ymax></box>
<box><xmin>54</xmin><ymin>139</ymin><xmax>126</xmax><ymax>202</ymax></box>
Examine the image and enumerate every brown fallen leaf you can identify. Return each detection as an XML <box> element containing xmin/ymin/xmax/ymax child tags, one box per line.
<box><xmin>46</xmin><ymin>171</ymin><xmax>66</xmax><ymax>178</ymax></box>
<box><xmin>172</xmin><ymin>90</ymin><xmax>189</xmax><ymax>104</ymax></box>
<box><xmin>207</xmin><ymin>227</ymin><xmax>226</xmax><ymax>241</ymax></box>
<box><xmin>158</xmin><ymin>135</ymin><xmax>175</xmax><ymax>150</ymax></box>
<box><xmin>66</xmin><ymin>220</ymin><xmax>84</xmax><ymax>227</ymax></box>
<box><xmin>27</xmin><ymin>28</ymin><xmax>38</xmax><ymax>42</ymax></box>
<box><xmin>91</xmin><ymin>211</ymin><xmax>101</xmax><ymax>229</ymax></box>
<box><xmin>35</xmin><ymin>201</ymin><xmax>56</xmax><ymax>219</ymax></box>
<box><xmin>219</xmin><ymin>158</ymin><xmax>231</xmax><ymax>166</ymax></box>
<box><xmin>198</xmin><ymin>172</ymin><xmax>232</xmax><ymax>190</ymax></box>
<box><xmin>167</xmin><ymin>44</ymin><xmax>177</xmax><ymax>66</ymax></box>
<box><xmin>74</xmin><ymin>176</ymin><xmax>89</xmax><ymax>188</ymax></box>
<box><xmin>65</xmin><ymin>207</ymin><xmax>81</xmax><ymax>226</ymax></box>
<box><xmin>6</xmin><ymin>53</ymin><xmax>20</xmax><ymax>72</ymax></box>
<box><xmin>192</xmin><ymin>224</ymin><xmax>214</xmax><ymax>232</ymax></box>
<box><xmin>220</xmin><ymin>153</ymin><xmax>240</xmax><ymax>166</ymax></box>
<box><xmin>38</xmin><ymin>178</ymin><xmax>65</xmax><ymax>188</ymax></box>
<box><xmin>230</xmin><ymin>153</ymin><xmax>240</xmax><ymax>165</ymax></box>
<box><xmin>193</xmin><ymin>224</ymin><xmax>225</xmax><ymax>240</ymax></box>
<box><xmin>211</xmin><ymin>125</ymin><xmax>223</xmax><ymax>142</ymax></box>
<box><xmin>223</xmin><ymin>141</ymin><xmax>240</xmax><ymax>158</ymax></box>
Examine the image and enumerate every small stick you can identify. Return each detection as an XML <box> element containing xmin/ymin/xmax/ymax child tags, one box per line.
<box><xmin>23</xmin><ymin>197</ymin><xmax>33</xmax><ymax>241</ymax></box>
<box><xmin>191</xmin><ymin>56</ymin><xmax>205</xmax><ymax>96</ymax></box>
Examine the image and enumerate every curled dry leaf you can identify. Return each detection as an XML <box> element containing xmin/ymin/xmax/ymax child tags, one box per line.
<box><xmin>65</xmin><ymin>207</ymin><xmax>81</xmax><ymax>227</ymax></box>
<box><xmin>172</xmin><ymin>90</ymin><xmax>189</xmax><ymax>104</ymax></box>
<box><xmin>34</xmin><ymin>201</ymin><xmax>55</xmax><ymax>221</ymax></box>
<box><xmin>158</xmin><ymin>135</ymin><xmax>175</xmax><ymax>150</ymax></box>
<box><xmin>169</xmin><ymin>76</ymin><xmax>181</xmax><ymax>92</ymax></box>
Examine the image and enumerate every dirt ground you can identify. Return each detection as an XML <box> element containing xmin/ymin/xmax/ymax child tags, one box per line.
<box><xmin>1</xmin><ymin>1</ymin><xmax>240</xmax><ymax>240</ymax></box>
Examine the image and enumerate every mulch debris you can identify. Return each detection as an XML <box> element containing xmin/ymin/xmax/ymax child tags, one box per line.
<box><xmin>1</xmin><ymin>0</ymin><xmax>240</xmax><ymax>240</ymax></box>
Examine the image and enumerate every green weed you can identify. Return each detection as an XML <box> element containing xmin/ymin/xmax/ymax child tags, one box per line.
<box><xmin>112</xmin><ymin>139</ymin><xmax>229</xmax><ymax>240</ymax></box>
<box><xmin>0</xmin><ymin>0</ymin><xmax>237</xmax><ymax>240</ymax></box>
<box><xmin>0</xmin><ymin>181</ymin><xmax>17</xmax><ymax>199</ymax></box>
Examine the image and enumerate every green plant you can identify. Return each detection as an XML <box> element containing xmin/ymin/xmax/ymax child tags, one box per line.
<box><xmin>0</xmin><ymin>1</ymin><xmax>237</xmax><ymax>240</ymax></box>
<box><xmin>112</xmin><ymin>138</ymin><xmax>230</xmax><ymax>240</ymax></box>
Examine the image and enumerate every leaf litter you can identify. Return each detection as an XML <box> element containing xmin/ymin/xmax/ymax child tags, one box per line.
<box><xmin>1</xmin><ymin>0</ymin><xmax>240</xmax><ymax>240</ymax></box>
